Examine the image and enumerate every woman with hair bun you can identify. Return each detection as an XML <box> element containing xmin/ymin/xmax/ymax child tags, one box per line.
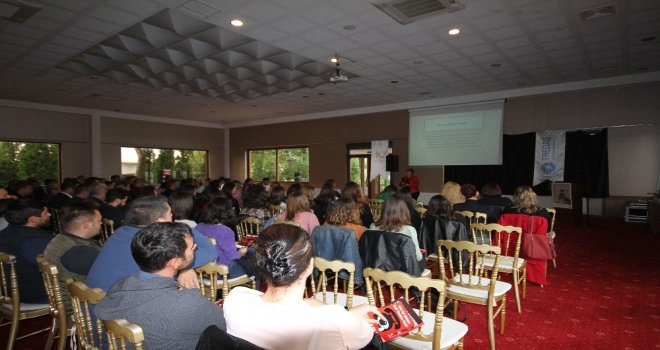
<box><xmin>223</xmin><ymin>224</ymin><xmax>381</xmax><ymax>350</ymax></box>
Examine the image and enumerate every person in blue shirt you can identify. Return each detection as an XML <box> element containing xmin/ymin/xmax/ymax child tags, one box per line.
<box><xmin>86</xmin><ymin>195</ymin><xmax>216</xmax><ymax>291</ymax></box>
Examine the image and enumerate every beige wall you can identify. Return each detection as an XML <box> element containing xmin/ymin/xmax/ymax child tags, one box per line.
<box><xmin>0</xmin><ymin>106</ymin><xmax>91</xmax><ymax>178</ymax></box>
<box><xmin>229</xmin><ymin>110</ymin><xmax>444</xmax><ymax>191</ymax></box>
<box><xmin>99</xmin><ymin>117</ymin><xmax>225</xmax><ymax>178</ymax></box>
<box><xmin>229</xmin><ymin>82</ymin><xmax>660</xmax><ymax>202</ymax></box>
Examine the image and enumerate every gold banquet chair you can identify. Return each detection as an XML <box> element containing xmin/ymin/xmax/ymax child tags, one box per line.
<box><xmin>0</xmin><ymin>253</ymin><xmax>51</xmax><ymax>350</ymax></box>
<box><xmin>99</xmin><ymin>219</ymin><xmax>115</xmax><ymax>246</ymax></box>
<box><xmin>368</xmin><ymin>199</ymin><xmax>384</xmax><ymax>222</ymax></box>
<box><xmin>103</xmin><ymin>319</ymin><xmax>145</xmax><ymax>350</ymax></box>
<box><xmin>68</xmin><ymin>280</ymin><xmax>106</xmax><ymax>348</ymax></box>
<box><xmin>363</xmin><ymin>268</ymin><xmax>468</xmax><ymax>350</ymax></box>
<box><xmin>471</xmin><ymin>223</ymin><xmax>526</xmax><ymax>313</ymax></box>
<box><xmin>236</xmin><ymin>217</ymin><xmax>261</xmax><ymax>241</ymax></box>
<box><xmin>437</xmin><ymin>240</ymin><xmax>510</xmax><ymax>350</ymax></box>
<box><xmin>36</xmin><ymin>256</ymin><xmax>69</xmax><ymax>350</ymax></box>
<box><xmin>546</xmin><ymin>208</ymin><xmax>557</xmax><ymax>268</ymax></box>
<box><xmin>49</xmin><ymin>208</ymin><xmax>62</xmax><ymax>234</ymax></box>
<box><xmin>195</xmin><ymin>262</ymin><xmax>255</xmax><ymax>303</ymax></box>
<box><xmin>311</xmin><ymin>257</ymin><xmax>368</xmax><ymax>309</ymax></box>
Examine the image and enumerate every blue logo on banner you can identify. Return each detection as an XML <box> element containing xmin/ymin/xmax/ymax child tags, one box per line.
<box><xmin>541</xmin><ymin>162</ymin><xmax>556</xmax><ymax>175</ymax></box>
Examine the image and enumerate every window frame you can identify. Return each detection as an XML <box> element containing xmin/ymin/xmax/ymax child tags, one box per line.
<box><xmin>119</xmin><ymin>146</ymin><xmax>209</xmax><ymax>183</ymax></box>
<box><xmin>247</xmin><ymin>146</ymin><xmax>310</xmax><ymax>183</ymax></box>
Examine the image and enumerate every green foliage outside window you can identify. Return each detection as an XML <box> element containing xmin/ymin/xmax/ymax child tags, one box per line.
<box><xmin>249</xmin><ymin>147</ymin><xmax>309</xmax><ymax>182</ymax></box>
<box><xmin>124</xmin><ymin>147</ymin><xmax>206</xmax><ymax>184</ymax></box>
<box><xmin>0</xmin><ymin>141</ymin><xmax>59</xmax><ymax>185</ymax></box>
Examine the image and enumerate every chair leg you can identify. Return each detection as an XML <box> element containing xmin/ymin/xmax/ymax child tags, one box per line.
<box><xmin>522</xmin><ymin>266</ymin><xmax>527</xmax><ymax>298</ymax></box>
<box><xmin>552</xmin><ymin>258</ymin><xmax>557</xmax><ymax>268</ymax></box>
<box><xmin>7</xmin><ymin>315</ymin><xmax>19</xmax><ymax>350</ymax></box>
<box><xmin>458</xmin><ymin>337</ymin><xmax>464</xmax><ymax>350</ymax></box>
<box><xmin>56</xmin><ymin>318</ymin><xmax>67</xmax><ymax>350</ymax></box>
<box><xmin>500</xmin><ymin>295</ymin><xmax>506</xmax><ymax>335</ymax></box>
<box><xmin>513</xmin><ymin>271</ymin><xmax>522</xmax><ymax>313</ymax></box>
<box><xmin>453</xmin><ymin>300</ymin><xmax>459</xmax><ymax>320</ymax></box>
<box><xmin>487</xmin><ymin>304</ymin><xmax>496</xmax><ymax>350</ymax></box>
<box><xmin>44</xmin><ymin>317</ymin><xmax>56</xmax><ymax>350</ymax></box>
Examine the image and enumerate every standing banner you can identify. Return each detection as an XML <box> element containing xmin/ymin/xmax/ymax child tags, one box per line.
<box><xmin>533</xmin><ymin>131</ymin><xmax>566</xmax><ymax>186</ymax></box>
<box><xmin>370</xmin><ymin>140</ymin><xmax>389</xmax><ymax>181</ymax></box>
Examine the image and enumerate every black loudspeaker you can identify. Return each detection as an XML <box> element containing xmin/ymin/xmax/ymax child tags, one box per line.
<box><xmin>386</xmin><ymin>155</ymin><xmax>399</xmax><ymax>172</ymax></box>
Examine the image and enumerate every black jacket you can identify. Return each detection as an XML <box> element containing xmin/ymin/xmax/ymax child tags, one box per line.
<box><xmin>358</xmin><ymin>230</ymin><xmax>423</xmax><ymax>277</ymax></box>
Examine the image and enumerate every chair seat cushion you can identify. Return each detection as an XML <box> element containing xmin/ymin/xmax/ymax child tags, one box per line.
<box><xmin>313</xmin><ymin>292</ymin><xmax>369</xmax><ymax>308</ymax></box>
<box><xmin>1</xmin><ymin>302</ymin><xmax>50</xmax><ymax>312</ymax></box>
<box><xmin>448</xmin><ymin>274</ymin><xmax>511</xmax><ymax>300</ymax></box>
<box><xmin>421</xmin><ymin>269</ymin><xmax>431</xmax><ymax>277</ymax></box>
<box><xmin>390</xmin><ymin>310</ymin><xmax>468</xmax><ymax>350</ymax></box>
<box><xmin>481</xmin><ymin>256</ymin><xmax>525</xmax><ymax>270</ymax></box>
<box><xmin>427</xmin><ymin>253</ymin><xmax>439</xmax><ymax>262</ymax></box>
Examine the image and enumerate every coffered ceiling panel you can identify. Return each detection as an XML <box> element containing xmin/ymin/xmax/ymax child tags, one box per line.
<box><xmin>0</xmin><ymin>0</ymin><xmax>658</xmax><ymax>125</ymax></box>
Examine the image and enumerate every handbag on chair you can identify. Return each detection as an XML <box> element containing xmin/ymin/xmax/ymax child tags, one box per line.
<box><xmin>520</xmin><ymin>218</ymin><xmax>557</xmax><ymax>260</ymax></box>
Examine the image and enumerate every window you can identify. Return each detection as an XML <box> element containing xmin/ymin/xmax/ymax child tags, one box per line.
<box><xmin>121</xmin><ymin>147</ymin><xmax>207</xmax><ymax>184</ymax></box>
<box><xmin>248</xmin><ymin>147</ymin><xmax>309</xmax><ymax>182</ymax></box>
<box><xmin>0</xmin><ymin>141</ymin><xmax>60</xmax><ymax>184</ymax></box>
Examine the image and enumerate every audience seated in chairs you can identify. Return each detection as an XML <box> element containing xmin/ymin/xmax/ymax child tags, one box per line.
<box><xmin>268</xmin><ymin>185</ymin><xmax>287</xmax><ymax>217</ymax></box>
<box><xmin>452</xmin><ymin>183</ymin><xmax>498</xmax><ymax>223</ymax></box>
<box><xmin>43</xmin><ymin>202</ymin><xmax>102</xmax><ymax>315</ymax></box>
<box><xmin>278</xmin><ymin>191</ymin><xmax>319</xmax><ymax>234</ymax></box>
<box><xmin>86</xmin><ymin>195</ymin><xmax>217</xmax><ymax>292</ymax></box>
<box><xmin>95</xmin><ymin>222</ymin><xmax>226</xmax><ymax>349</ymax></box>
<box><xmin>169</xmin><ymin>191</ymin><xmax>198</xmax><ymax>228</ymax></box>
<box><xmin>478</xmin><ymin>182</ymin><xmax>513</xmax><ymax>211</ymax></box>
<box><xmin>369</xmin><ymin>195</ymin><xmax>424</xmax><ymax>263</ymax></box>
<box><xmin>46</xmin><ymin>178</ymin><xmax>76</xmax><ymax>210</ymax></box>
<box><xmin>310</xmin><ymin>224</ymin><xmax>363</xmax><ymax>287</ymax></box>
<box><xmin>500</xmin><ymin>185</ymin><xmax>552</xmax><ymax>286</ymax></box>
<box><xmin>224</xmin><ymin>224</ymin><xmax>381</xmax><ymax>350</ymax></box>
<box><xmin>341</xmin><ymin>181</ymin><xmax>374</xmax><ymax>228</ymax></box>
<box><xmin>397</xmin><ymin>187</ymin><xmax>422</xmax><ymax>233</ymax></box>
<box><xmin>441</xmin><ymin>181</ymin><xmax>465</xmax><ymax>208</ymax></box>
<box><xmin>419</xmin><ymin>195</ymin><xmax>470</xmax><ymax>256</ymax></box>
<box><xmin>239</xmin><ymin>184</ymin><xmax>271</xmax><ymax>223</ymax></box>
<box><xmin>324</xmin><ymin>197</ymin><xmax>367</xmax><ymax>241</ymax></box>
<box><xmin>100</xmin><ymin>188</ymin><xmax>127</xmax><ymax>227</ymax></box>
<box><xmin>312</xmin><ymin>182</ymin><xmax>337</xmax><ymax>225</ymax></box>
<box><xmin>196</xmin><ymin>197</ymin><xmax>256</xmax><ymax>279</ymax></box>
<box><xmin>0</xmin><ymin>198</ymin><xmax>53</xmax><ymax>303</ymax></box>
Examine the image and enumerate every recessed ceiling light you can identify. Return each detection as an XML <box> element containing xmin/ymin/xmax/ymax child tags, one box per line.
<box><xmin>343</xmin><ymin>25</ymin><xmax>357</xmax><ymax>31</ymax></box>
<box><xmin>302</xmin><ymin>95</ymin><xmax>309</xmax><ymax>98</ymax></box>
<box><xmin>418</xmin><ymin>91</ymin><xmax>431</xmax><ymax>95</ymax></box>
<box><xmin>641</xmin><ymin>36</ymin><xmax>656</xmax><ymax>42</ymax></box>
<box><xmin>412</xmin><ymin>60</ymin><xmax>424</xmax><ymax>65</ymax></box>
<box><xmin>230</xmin><ymin>19</ymin><xmax>244</xmax><ymax>27</ymax></box>
<box><xmin>330</xmin><ymin>57</ymin><xmax>338</xmax><ymax>63</ymax></box>
<box><xmin>317</xmin><ymin>92</ymin><xmax>325</xmax><ymax>96</ymax></box>
<box><xmin>490</xmin><ymin>63</ymin><xmax>502</xmax><ymax>68</ymax></box>
<box><xmin>390</xmin><ymin>80</ymin><xmax>399</xmax><ymax>84</ymax></box>
<box><xmin>448</xmin><ymin>28</ymin><xmax>460</xmax><ymax>36</ymax></box>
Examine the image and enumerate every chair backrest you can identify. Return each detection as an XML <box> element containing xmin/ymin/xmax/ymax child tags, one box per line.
<box><xmin>363</xmin><ymin>268</ymin><xmax>447</xmax><ymax>350</ymax></box>
<box><xmin>68</xmin><ymin>280</ymin><xmax>107</xmax><ymax>348</ymax></box>
<box><xmin>0</xmin><ymin>252</ymin><xmax>19</xmax><ymax>317</ymax></box>
<box><xmin>195</xmin><ymin>262</ymin><xmax>230</xmax><ymax>302</ymax></box>
<box><xmin>311</xmin><ymin>257</ymin><xmax>355</xmax><ymax>309</ymax></box>
<box><xmin>455</xmin><ymin>210</ymin><xmax>486</xmax><ymax>224</ymax></box>
<box><xmin>358</xmin><ymin>230</ymin><xmax>422</xmax><ymax>277</ymax></box>
<box><xmin>436</xmin><ymin>240</ymin><xmax>501</xmax><ymax>296</ymax></box>
<box><xmin>103</xmin><ymin>319</ymin><xmax>144</xmax><ymax>350</ymax></box>
<box><xmin>49</xmin><ymin>208</ymin><xmax>61</xmax><ymax>234</ymax></box>
<box><xmin>36</xmin><ymin>255</ymin><xmax>67</xmax><ymax>329</ymax></box>
<box><xmin>416</xmin><ymin>207</ymin><xmax>428</xmax><ymax>218</ymax></box>
<box><xmin>474</xmin><ymin>212</ymin><xmax>487</xmax><ymax>224</ymax></box>
<box><xmin>268</xmin><ymin>204</ymin><xmax>282</xmax><ymax>217</ymax></box>
<box><xmin>310</xmin><ymin>225</ymin><xmax>363</xmax><ymax>285</ymax></box>
<box><xmin>546</xmin><ymin>208</ymin><xmax>557</xmax><ymax>233</ymax></box>
<box><xmin>470</xmin><ymin>223</ymin><xmax>522</xmax><ymax>257</ymax></box>
<box><xmin>99</xmin><ymin>219</ymin><xmax>115</xmax><ymax>245</ymax></box>
<box><xmin>236</xmin><ymin>217</ymin><xmax>261</xmax><ymax>240</ymax></box>
<box><xmin>368</xmin><ymin>199</ymin><xmax>383</xmax><ymax>221</ymax></box>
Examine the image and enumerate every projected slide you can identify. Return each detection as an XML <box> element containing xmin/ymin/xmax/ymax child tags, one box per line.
<box><xmin>409</xmin><ymin>101</ymin><xmax>504</xmax><ymax>166</ymax></box>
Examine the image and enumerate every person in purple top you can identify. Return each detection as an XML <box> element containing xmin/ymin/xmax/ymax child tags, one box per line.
<box><xmin>196</xmin><ymin>196</ymin><xmax>255</xmax><ymax>279</ymax></box>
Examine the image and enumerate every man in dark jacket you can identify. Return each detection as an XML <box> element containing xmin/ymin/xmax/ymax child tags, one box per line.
<box><xmin>95</xmin><ymin>222</ymin><xmax>226</xmax><ymax>349</ymax></box>
<box><xmin>0</xmin><ymin>198</ymin><xmax>53</xmax><ymax>303</ymax></box>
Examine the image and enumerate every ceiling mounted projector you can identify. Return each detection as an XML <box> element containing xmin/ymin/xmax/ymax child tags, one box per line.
<box><xmin>329</xmin><ymin>53</ymin><xmax>349</xmax><ymax>83</ymax></box>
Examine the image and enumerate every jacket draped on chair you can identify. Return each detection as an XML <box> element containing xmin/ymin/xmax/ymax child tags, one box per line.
<box><xmin>498</xmin><ymin>213</ymin><xmax>549</xmax><ymax>285</ymax></box>
<box><xmin>311</xmin><ymin>225</ymin><xmax>363</xmax><ymax>285</ymax></box>
<box><xmin>358</xmin><ymin>230</ymin><xmax>423</xmax><ymax>277</ymax></box>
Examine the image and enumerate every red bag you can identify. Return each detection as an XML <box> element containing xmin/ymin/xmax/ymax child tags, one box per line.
<box><xmin>521</xmin><ymin>233</ymin><xmax>556</xmax><ymax>260</ymax></box>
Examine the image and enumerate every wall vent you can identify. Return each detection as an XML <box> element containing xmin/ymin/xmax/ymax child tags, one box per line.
<box><xmin>372</xmin><ymin>0</ymin><xmax>465</xmax><ymax>25</ymax></box>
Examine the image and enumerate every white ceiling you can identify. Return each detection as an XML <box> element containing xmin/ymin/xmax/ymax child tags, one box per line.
<box><xmin>0</xmin><ymin>0</ymin><xmax>659</xmax><ymax>127</ymax></box>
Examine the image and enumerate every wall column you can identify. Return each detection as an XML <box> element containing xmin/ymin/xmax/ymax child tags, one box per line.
<box><xmin>90</xmin><ymin>111</ymin><xmax>102</xmax><ymax>177</ymax></box>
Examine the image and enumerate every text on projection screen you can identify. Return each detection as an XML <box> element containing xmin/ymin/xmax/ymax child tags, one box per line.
<box><xmin>408</xmin><ymin>101</ymin><xmax>504</xmax><ymax>166</ymax></box>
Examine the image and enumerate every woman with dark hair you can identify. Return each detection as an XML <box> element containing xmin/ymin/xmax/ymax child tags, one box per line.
<box><xmin>239</xmin><ymin>184</ymin><xmax>270</xmax><ymax>222</ymax></box>
<box><xmin>341</xmin><ymin>181</ymin><xmax>373</xmax><ymax>228</ymax></box>
<box><xmin>168</xmin><ymin>191</ymin><xmax>197</xmax><ymax>228</ymax></box>
<box><xmin>280</xmin><ymin>191</ymin><xmax>319</xmax><ymax>234</ymax></box>
<box><xmin>196</xmin><ymin>197</ymin><xmax>253</xmax><ymax>278</ymax></box>
<box><xmin>313</xmin><ymin>182</ymin><xmax>336</xmax><ymax>225</ymax></box>
<box><xmin>479</xmin><ymin>182</ymin><xmax>513</xmax><ymax>207</ymax></box>
<box><xmin>221</xmin><ymin>181</ymin><xmax>240</xmax><ymax>216</ymax></box>
<box><xmin>325</xmin><ymin>198</ymin><xmax>366</xmax><ymax>241</ymax></box>
<box><xmin>397</xmin><ymin>187</ymin><xmax>421</xmax><ymax>233</ymax></box>
<box><xmin>269</xmin><ymin>185</ymin><xmax>287</xmax><ymax>216</ymax></box>
<box><xmin>370</xmin><ymin>195</ymin><xmax>423</xmax><ymax>262</ymax></box>
<box><xmin>424</xmin><ymin>195</ymin><xmax>469</xmax><ymax>235</ymax></box>
<box><xmin>223</xmin><ymin>224</ymin><xmax>380</xmax><ymax>350</ymax></box>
